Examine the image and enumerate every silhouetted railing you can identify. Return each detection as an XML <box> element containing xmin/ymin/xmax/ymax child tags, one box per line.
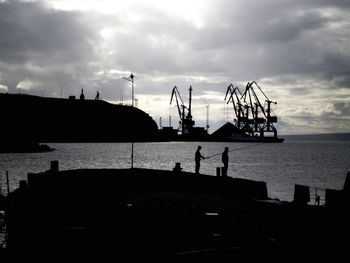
<box><xmin>293</xmin><ymin>184</ymin><xmax>326</xmax><ymax>206</ymax></box>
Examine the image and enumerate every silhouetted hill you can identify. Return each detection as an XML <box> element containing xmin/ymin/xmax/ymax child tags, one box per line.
<box><xmin>0</xmin><ymin>93</ymin><xmax>159</xmax><ymax>142</ymax></box>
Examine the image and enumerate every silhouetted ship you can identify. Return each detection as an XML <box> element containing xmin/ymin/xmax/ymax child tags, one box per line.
<box><xmin>0</xmin><ymin>93</ymin><xmax>159</xmax><ymax>148</ymax></box>
<box><xmin>159</xmin><ymin>82</ymin><xmax>284</xmax><ymax>142</ymax></box>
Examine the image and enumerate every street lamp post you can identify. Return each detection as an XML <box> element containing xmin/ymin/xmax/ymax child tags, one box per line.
<box><xmin>123</xmin><ymin>73</ymin><xmax>135</xmax><ymax>107</ymax></box>
<box><xmin>122</xmin><ymin>73</ymin><xmax>135</xmax><ymax>169</ymax></box>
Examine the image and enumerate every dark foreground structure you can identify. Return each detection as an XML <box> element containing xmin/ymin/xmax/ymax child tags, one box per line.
<box><xmin>1</xmin><ymin>166</ymin><xmax>349</xmax><ymax>259</ymax></box>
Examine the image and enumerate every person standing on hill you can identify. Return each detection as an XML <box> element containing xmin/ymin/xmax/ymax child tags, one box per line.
<box><xmin>95</xmin><ymin>90</ymin><xmax>100</xmax><ymax>100</ymax></box>
<box><xmin>195</xmin><ymin>146</ymin><xmax>205</xmax><ymax>174</ymax></box>
<box><xmin>222</xmin><ymin>147</ymin><xmax>229</xmax><ymax>177</ymax></box>
<box><xmin>80</xmin><ymin>88</ymin><xmax>85</xmax><ymax>100</ymax></box>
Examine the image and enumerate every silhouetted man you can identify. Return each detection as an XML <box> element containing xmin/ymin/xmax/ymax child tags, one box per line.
<box><xmin>95</xmin><ymin>90</ymin><xmax>100</xmax><ymax>100</ymax></box>
<box><xmin>222</xmin><ymin>147</ymin><xmax>229</xmax><ymax>177</ymax></box>
<box><xmin>195</xmin><ymin>146</ymin><xmax>205</xmax><ymax>174</ymax></box>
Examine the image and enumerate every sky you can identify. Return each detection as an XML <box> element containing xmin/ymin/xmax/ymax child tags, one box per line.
<box><xmin>0</xmin><ymin>0</ymin><xmax>349</xmax><ymax>135</ymax></box>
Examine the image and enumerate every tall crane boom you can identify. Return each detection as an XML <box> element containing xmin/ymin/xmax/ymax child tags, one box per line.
<box><xmin>170</xmin><ymin>86</ymin><xmax>195</xmax><ymax>135</ymax></box>
<box><xmin>170</xmin><ymin>86</ymin><xmax>185</xmax><ymax>123</ymax></box>
<box><xmin>225</xmin><ymin>83</ymin><xmax>245</xmax><ymax>129</ymax></box>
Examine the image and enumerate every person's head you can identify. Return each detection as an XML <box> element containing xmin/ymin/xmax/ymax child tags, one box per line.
<box><xmin>198</xmin><ymin>146</ymin><xmax>202</xmax><ymax>150</ymax></box>
<box><xmin>225</xmin><ymin>147</ymin><xmax>229</xmax><ymax>151</ymax></box>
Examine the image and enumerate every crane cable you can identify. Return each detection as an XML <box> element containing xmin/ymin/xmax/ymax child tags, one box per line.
<box><xmin>204</xmin><ymin>143</ymin><xmax>263</xmax><ymax>160</ymax></box>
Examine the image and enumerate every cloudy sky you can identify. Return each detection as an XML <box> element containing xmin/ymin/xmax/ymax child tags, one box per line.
<box><xmin>1</xmin><ymin>0</ymin><xmax>349</xmax><ymax>135</ymax></box>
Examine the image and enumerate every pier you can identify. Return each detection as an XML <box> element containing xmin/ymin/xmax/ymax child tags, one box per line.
<box><xmin>1</xmin><ymin>164</ymin><xmax>349</xmax><ymax>259</ymax></box>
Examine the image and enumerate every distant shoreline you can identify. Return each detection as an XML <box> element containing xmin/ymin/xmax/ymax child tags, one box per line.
<box><xmin>282</xmin><ymin>133</ymin><xmax>350</xmax><ymax>141</ymax></box>
<box><xmin>0</xmin><ymin>142</ymin><xmax>55</xmax><ymax>154</ymax></box>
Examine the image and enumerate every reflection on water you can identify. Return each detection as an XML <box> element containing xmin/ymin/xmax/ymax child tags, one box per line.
<box><xmin>0</xmin><ymin>141</ymin><xmax>349</xmax><ymax>201</ymax></box>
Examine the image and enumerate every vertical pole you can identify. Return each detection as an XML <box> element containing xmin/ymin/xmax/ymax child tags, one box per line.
<box><xmin>122</xmin><ymin>73</ymin><xmax>134</xmax><ymax>107</ymax></box>
<box><xmin>131</xmin><ymin>73</ymin><xmax>134</xmax><ymax>107</ymax></box>
<box><xmin>6</xmin><ymin>170</ymin><xmax>10</xmax><ymax>195</ymax></box>
<box><xmin>131</xmin><ymin>142</ymin><xmax>134</xmax><ymax>169</ymax></box>
<box><xmin>0</xmin><ymin>171</ymin><xmax>2</xmax><ymax>196</ymax></box>
<box><xmin>188</xmin><ymin>86</ymin><xmax>192</xmax><ymax>118</ymax></box>
<box><xmin>132</xmin><ymin>79</ymin><xmax>134</xmax><ymax>107</ymax></box>
<box><xmin>267</xmin><ymin>100</ymin><xmax>271</xmax><ymax>132</ymax></box>
<box><xmin>206</xmin><ymin>105</ymin><xmax>210</xmax><ymax>132</ymax></box>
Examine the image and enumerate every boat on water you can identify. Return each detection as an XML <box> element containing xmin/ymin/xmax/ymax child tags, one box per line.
<box><xmin>160</xmin><ymin>81</ymin><xmax>284</xmax><ymax>142</ymax></box>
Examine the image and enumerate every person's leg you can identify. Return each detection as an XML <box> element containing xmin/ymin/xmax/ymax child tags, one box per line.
<box><xmin>195</xmin><ymin>162</ymin><xmax>199</xmax><ymax>174</ymax></box>
<box><xmin>223</xmin><ymin>163</ymin><xmax>228</xmax><ymax>176</ymax></box>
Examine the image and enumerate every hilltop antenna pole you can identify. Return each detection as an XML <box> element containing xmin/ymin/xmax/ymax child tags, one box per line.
<box><xmin>59</xmin><ymin>83</ymin><xmax>64</xmax><ymax>99</ymax></box>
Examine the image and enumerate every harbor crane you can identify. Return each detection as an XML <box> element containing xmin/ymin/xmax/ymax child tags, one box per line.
<box><xmin>225</xmin><ymin>81</ymin><xmax>278</xmax><ymax>138</ymax></box>
<box><xmin>170</xmin><ymin>86</ymin><xmax>195</xmax><ymax>135</ymax></box>
<box><xmin>225</xmin><ymin>84</ymin><xmax>245</xmax><ymax>130</ymax></box>
<box><xmin>241</xmin><ymin>81</ymin><xmax>278</xmax><ymax>136</ymax></box>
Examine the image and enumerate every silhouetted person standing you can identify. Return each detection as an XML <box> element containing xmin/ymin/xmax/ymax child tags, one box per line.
<box><xmin>222</xmin><ymin>147</ymin><xmax>229</xmax><ymax>177</ymax></box>
<box><xmin>80</xmin><ymin>88</ymin><xmax>85</xmax><ymax>100</ymax></box>
<box><xmin>95</xmin><ymin>90</ymin><xmax>100</xmax><ymax>100</ymax></box>
<box><xmin>195</xmin><ymin>146</ymin><xmax>205</xmax><ymax>174</ymax></box>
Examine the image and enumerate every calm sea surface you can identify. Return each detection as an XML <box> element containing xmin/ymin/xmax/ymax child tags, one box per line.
<box><xmin>1</xmin><ymin>139</ymin><xmax>349</xmax><ymax>202</ymax></box>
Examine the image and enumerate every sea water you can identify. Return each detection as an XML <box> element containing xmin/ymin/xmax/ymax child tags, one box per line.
<box><xmin>0</xmin><ymin>139</ymin><xmax>349</xmax><ymax>202</ymax></box>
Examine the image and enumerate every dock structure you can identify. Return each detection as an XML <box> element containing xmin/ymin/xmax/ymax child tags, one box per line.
<box><xmin>2</xmin><ymin>166</ymin><xmax>350</xmax><ymax>259</ymax></box>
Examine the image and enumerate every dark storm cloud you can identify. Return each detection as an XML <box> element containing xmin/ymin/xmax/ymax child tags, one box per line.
<box><xmin>0</xmin><ymin>0</ymin><xmax>100</xmax><ymax>91</ymax></box>
<box><xmin>103</xmin><ymin>0</ymin><xmax>347</xmax><ymax>97</ymax></box>
<box><xmin>323</xmin><ymin>102</ymin><xmax>350</xmax><ymax>117</ymax></box>
<box><xmin>108</xmin><ymin>14</ymin><xmax>213</xmax><ymax>76</ymax></box>
<box><xmin>319</xmin><ymin>102</ymin><xmax>350</xmax><ymax>132</ymax></box>
<box><xmin>0</xmin><ymin>1</ymin><xmax>99</xmax><ymax>63</ymax></box>
<box><xmin>285</xmin><ymin>87</ymin><xmax>312</xmax><ymax>96</ymax></box>
<box><xmin>186</xmin><ymin>0</ymin><xmax>350</xmax><ymax>84</ymax></box>
<box><xmin>192</xmin><ymin>5</ymin><xmax>332</xmax><ymax>48</ymax></box>
<box><xmin>0</xmin><ymin>0</ymin><xmax>349</xmax><ymax>133</ymax></box>
<box><xmin>332</xmin><ymin>75</ymin><xmax>350</xmax><ymax>89</ymax></box>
